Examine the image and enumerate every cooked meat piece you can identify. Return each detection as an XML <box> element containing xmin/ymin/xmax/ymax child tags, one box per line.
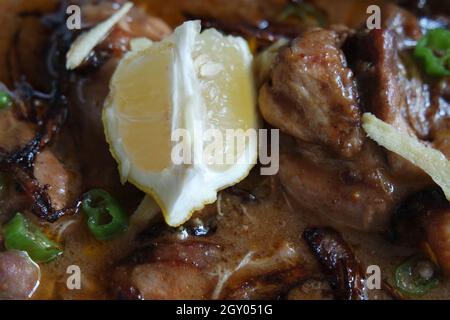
<box><xmin>279</xmin><ymin>147</ymin><xmax>395</xmax><ymax>231</ymax></box>
<box><xmin>346</xmin><ymin>5</ymin><xmax>447</xmax><ymax>180</ymax></box>
<box><xmin>350</xmin><ymin>35</ymin><xmax>424</xmax><ymax>142</ymax></box>
<box><xmin>276</xmin><ymin>135</ymin><xmax>429</xmax><ymax>231</ymax></box>
<box><xmin>278</xmin><ymin>131</ymin><xmax>433</xmax><ymax>232</ymax></box>
<box><xmin>303</xmin><ymin>227</ymin><xmax>367</xmax><ymax>300</ymax></box>
<box><xmin>346</xmin><ymin>4</ymin><xmax>443</xmax><ymax>175</ymax></box>
<box><xmin>33</xmin><ymin>149</ymin><xmax>80</xmax><ymax>210</ymax></box>
<box><xmin>259</xmin><ymin>29</ymin><xmax>363</xmax><ymax>158</ymax></box>
<box><xmin>0</xmin><ymin>250</ymin><xmax>40</xmax><ymax>300</ymax></box>
<box><xmin>0</xmin><ymin>106</ymin><xmax>80</xmax><ymax>212</ymax></box>
<box><xmin>349</xmin><ymin>28</ymin><xmax>428</xmax><ymax>139</ymax></box>
<box><xmin>112</xmin><ymin>240</ymin><xmax>221</xmax><ymax>299</ymax></box>
<box><xmin>124</xmin><ymin>263</ymin><xmax>213</xmax><ymax>299</ymax></box>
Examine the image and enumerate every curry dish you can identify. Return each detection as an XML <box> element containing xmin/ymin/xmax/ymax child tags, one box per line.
<box><xmin>0</xmin><ymin>0</ymin><xmax>450</xmax><ymax>300</ymax></box>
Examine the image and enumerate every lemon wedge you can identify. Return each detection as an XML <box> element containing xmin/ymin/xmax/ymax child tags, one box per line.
<box><xmin>103</xmin><ymin>21</ymin><xmax>258</xmax><ymax>226</ymax></box>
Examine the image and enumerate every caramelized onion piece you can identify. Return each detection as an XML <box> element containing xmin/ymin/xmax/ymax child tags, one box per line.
<box><xmin>303</xmin><ymin>227</ymin><xmax>367</xmax><ymax>300</ymax></box>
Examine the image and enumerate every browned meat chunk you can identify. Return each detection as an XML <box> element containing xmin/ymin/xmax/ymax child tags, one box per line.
<box><xmin>259</xmin><ymin>29</ymin><xmax>363</xmax><ymax>158</ymax></box>
<box><xmin>350</xmin><ymin>28</ymin><xmax>427</xmax><ymax>139</ymax></box>
<box><xmin>0</xmin><ymin>107</ymin><xmax>80</xmax><ymax>213</ymax></box>
<box><xmin>278</xmin><ymin>139</ymin><xmax>433</xmax><ymax>231</ymax></box>
<box><xmin>259</xmin><ymin>4</ymin><xmax>447</xmax><ymax>232</ymax></box>
<box><xmin>347</xmin><ymin>5</ymin><xmax>447</xmax><ymax>178</ymax></box>
<box><xmin>33</xmin><ymin>149</ymin><xmax>80</xmax><ymax>210</ymax></box>
<box><xmin>0</xmin><ymin>250</ymin><xmax>40</xmax><ymax>300</ymax></box>
<box><xmin>112</xmin><ymin>240</ymin><xmax>221</xmax><ymax>299</ymax></box>
<box><xmin>279</xmin><ymin>144</ymin><xmax>394</xmax><ymax>231</ymax></box>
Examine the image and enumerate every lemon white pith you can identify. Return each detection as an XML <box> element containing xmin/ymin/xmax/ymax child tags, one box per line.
<box><xmin>103</xmin><ymin>21</ymin><xmax>258</xmax><ymax>226</ymax></box>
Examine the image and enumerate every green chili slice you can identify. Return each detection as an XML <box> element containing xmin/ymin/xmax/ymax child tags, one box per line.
<box><xmin>82</xmin><ymin>189</ymin><xmax>129</xmax><ymax>241</ymax></box>
<box><xmin>394</xmin><ymin>256</ymin><xmax>440</xmax><ymax>296</ymax></box>
<box><xmin>414</xmin><ymin>28</ymin><xmax>450</xmax><ymax>77</ymax></box>
<box><xmin>278</xmin><ymin>2</ymin><xmax>327</xmax><ymax>27</ymax></box>
<box><xmin>0</xmin><ymin>91</ymin><xmax>12</xmax><ymax>109</ymax></box>
<box><xmin>2</xmin><ymin>213</ymin><xmax>62</xmax><ymax>263</ymax></box>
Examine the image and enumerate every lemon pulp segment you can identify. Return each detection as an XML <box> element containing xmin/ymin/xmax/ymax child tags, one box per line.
<box><xmin>113</xmin><ymin>44</ymin><xmax>174</xmax><ymax>172</ymax></box>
